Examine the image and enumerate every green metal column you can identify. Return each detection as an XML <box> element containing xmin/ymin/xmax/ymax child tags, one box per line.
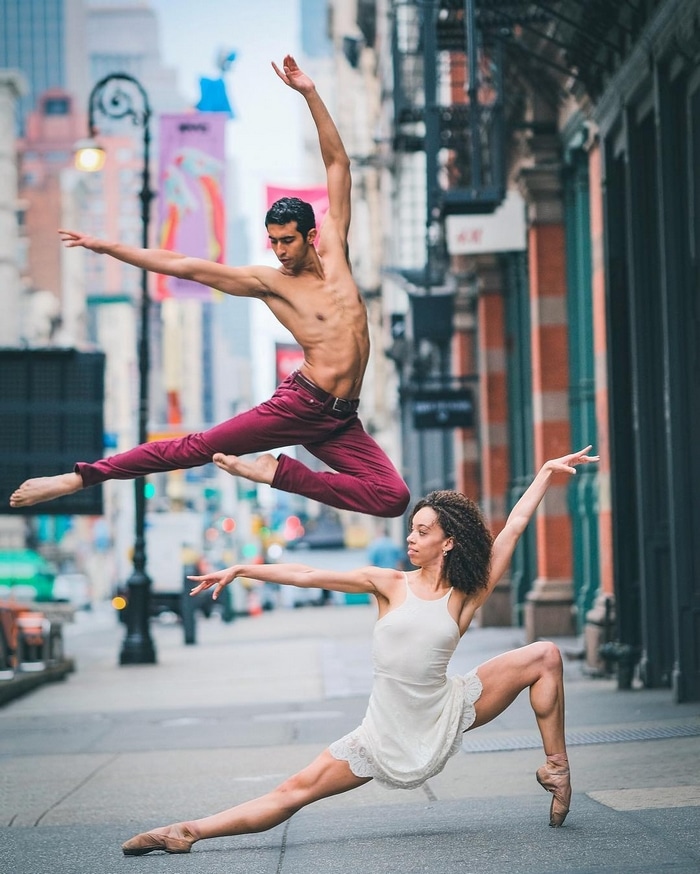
<box><xmin>503</xmin><ymin>251</ymin><xmax>534</xmax><ymax>626</ymax></box>
<box><xmin>563</xmin><ymin>144</ymin><xmax>600</xmax><ymax>630</ymax></box>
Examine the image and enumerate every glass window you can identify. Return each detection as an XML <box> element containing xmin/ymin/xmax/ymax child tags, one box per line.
<box><xmin>43</xmin><ymin>96</ymin><xmax>70</xmax><ymax>115</ymax></box>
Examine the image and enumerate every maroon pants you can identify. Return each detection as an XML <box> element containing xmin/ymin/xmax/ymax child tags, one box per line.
<box><xmin>76</xmin><ymin>373</ymin><xmax>410</xmax><ymax>518</ymax></box>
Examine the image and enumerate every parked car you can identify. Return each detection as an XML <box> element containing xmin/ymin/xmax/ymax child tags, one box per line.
<box><xmin>0</xmin><ymin>549</ymin><xmax>55</xmax><ymax>602</ymax></box>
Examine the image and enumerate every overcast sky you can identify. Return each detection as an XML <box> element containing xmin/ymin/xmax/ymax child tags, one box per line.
<box><xmin>143</xmin><ymin>0</ymin><xmax>310</xmax><ymax>382</ymax></box>
<box><xmin>146</xmin><ymin>0</ymin><xmax>310</xmax><ymax>263</ymax></box>
<box><xmin>148</xmin><ymin>0</ymin><xmax>303</xmax><ymax>165</ymax></box>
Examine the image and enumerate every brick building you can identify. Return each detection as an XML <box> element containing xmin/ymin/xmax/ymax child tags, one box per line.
<box><xmin>341</xmin><ymin>0</ymin><xmax>700</xmax><ymax>702</ymax></box>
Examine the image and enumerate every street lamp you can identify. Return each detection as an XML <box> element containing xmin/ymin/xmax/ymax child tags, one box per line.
<box><xmin>76</xmin><ymin>73</ymin><xmax>156</xmax><ymax>664</ymax></box>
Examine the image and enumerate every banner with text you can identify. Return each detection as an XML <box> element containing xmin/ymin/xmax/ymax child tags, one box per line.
<box><xmin>157</xmin><ymin>113</ymin><xmax>227</xmax><ymax>300</ymax></box>
<box><xmin>445</xmin><ymin>189</ymin><xmax>526</xmax><ymax>255</ymax></box>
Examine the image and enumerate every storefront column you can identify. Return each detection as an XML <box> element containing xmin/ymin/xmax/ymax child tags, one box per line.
<box><xmin>518</xmin><ymin>164</ymin><xmax>576</xmax><ymax>640</ymax></box>
<box><xmin>584</xmin><ymin>141</ymin><xmax>616</xmax><ymax>670</ymax></box>
<box><xmin>474</xmin><ymin>256</ymin><xmax>511</xmax><ymax>625</ymax></box>
<box><xmin>452</xmin><ymin>263</ymin><xmax>480</xmax><ymax>500</ymax></box>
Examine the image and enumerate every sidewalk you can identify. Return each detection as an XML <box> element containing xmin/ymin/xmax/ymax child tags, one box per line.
<box><xmin>1</xmin><ymin>600</ymin><xmax>699</xmax><ymax>874</ymax></box>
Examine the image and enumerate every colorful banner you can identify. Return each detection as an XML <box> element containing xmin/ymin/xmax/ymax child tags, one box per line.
<box><xmin>157</xmin><ymin>113</ymin><xmax>227</xmax><ymax>300</ymax></box>
<box><xmin>275</xmin><ymin>343</ymin><xmax>305</xmax><ymax>385</ymax></box>
<box><xmin>265</xmin><ymin>184</ymin><xmax>328</xmax><ymax>248</ymax></box>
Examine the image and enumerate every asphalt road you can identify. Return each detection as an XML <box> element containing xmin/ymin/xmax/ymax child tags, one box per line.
<box><xmin>1</xmin><ymin>554</ymin><xmax>699</xmax><ymax>874</ymax></box>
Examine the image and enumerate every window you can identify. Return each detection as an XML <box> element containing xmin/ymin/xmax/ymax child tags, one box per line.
<box><xmin>43</xmin><ymin>96</ymin><xmax>70</xmax><ymax>116</ymax></box>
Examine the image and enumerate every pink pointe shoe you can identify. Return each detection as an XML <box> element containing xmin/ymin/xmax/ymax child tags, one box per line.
<box><xmin>536</xmin><ymin>754</ymin><xmax>571</xmax><ymax>827</ymax></box>
<box><xmin>122</xmin><ymin>829</ymin><xmax>193</xmax><ymax>856</ymax></box>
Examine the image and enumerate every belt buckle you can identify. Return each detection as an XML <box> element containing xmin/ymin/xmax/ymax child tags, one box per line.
<box><xmin>331</xmin><ymin>397</ymin><xmax>350</xmax><ymax>414</ymax></box>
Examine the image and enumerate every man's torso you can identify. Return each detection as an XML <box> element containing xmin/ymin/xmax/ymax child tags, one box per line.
<box><xmin>264</xmin><ymin>258</ymin><xmax>370</xmax><ymax>399</ymax></box>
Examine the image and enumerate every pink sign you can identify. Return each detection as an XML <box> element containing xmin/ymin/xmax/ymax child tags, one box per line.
<box><xmin>275</xmin><ymin>343</ymin><xmax>305</xmax><ymax>384</ymax></box>
<box><xmin>157</xmin><ymin>113</ymin><xmax>227</xmax><ymax>300</ymax></box>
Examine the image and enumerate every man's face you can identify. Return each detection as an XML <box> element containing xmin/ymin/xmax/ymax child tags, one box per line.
<box><xmin>267</xmin><ymin>221</ymin><xmax>315</xmax><ymax>270</ymax></box>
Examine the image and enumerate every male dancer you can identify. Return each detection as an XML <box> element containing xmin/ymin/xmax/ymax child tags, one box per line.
<box><xmin>10</xmin><ymin>56</ymin><xmax>410</xmax><ymax>519</ymax></box>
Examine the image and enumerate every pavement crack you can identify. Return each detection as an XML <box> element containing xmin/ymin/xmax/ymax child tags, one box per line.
<box><xmin>275</xmin><ymin>819</ymin><xmax>291</xmax><ymax>874</ymax></box>
<box><xmin>33</xmin><ymin>752</ymin><xmax>119</xmax><ymax>827</ymax></box>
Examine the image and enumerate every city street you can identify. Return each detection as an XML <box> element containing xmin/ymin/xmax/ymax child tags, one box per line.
<box><xmin>1</xmin><ymin>569</ymin><xmax>699</xmax><ymax>874</ymax></box>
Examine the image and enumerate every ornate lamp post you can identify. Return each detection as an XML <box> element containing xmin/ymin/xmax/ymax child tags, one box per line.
<box><xmin>76</xmin><ymin>73</ymin><xmax>156</xmax><ymax>664</ymax></box>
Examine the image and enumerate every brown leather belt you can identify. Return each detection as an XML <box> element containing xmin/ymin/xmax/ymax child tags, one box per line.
<box><xmin>292</xmin><ymin>371</ymin><xmax>360</xmax><ymax>418</ymax></box>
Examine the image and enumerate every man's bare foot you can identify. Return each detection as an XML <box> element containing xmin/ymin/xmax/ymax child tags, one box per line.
<box><xmin>10</xmin><ymin>473</ymin><xmax>83</xmax><ymax>508</ymax></box>
<box><xmin>212</xmin><ymin>452</ymin><xmax>278</xmax><ymax>485</ymax></box>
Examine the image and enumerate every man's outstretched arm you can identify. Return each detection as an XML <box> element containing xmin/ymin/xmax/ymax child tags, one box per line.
<box><xmin>58</xmin><ymin>230</ymin><xmax>273</xmax><ymax>298</ymax></box>
<box><xmin>272</xmin><ymin>55</ymin><xmax>351</xmax><ymax>244</ymax></box>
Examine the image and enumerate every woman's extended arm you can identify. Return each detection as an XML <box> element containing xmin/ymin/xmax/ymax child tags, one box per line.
<box><xmin>188</xmin><ymin>562</ymin><xmax>395</xmax><ymax>602</ymax></box>
<box><xmin>479</xmin><ymin>445</ymin><xmax>599</xmax><ymax>604</ymax></box>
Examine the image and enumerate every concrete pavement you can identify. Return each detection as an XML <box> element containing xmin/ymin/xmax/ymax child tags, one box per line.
<box><xmin>1</xmin><ymin>597</ymin><xmax>699</xmax><ymax>874</ymax></box>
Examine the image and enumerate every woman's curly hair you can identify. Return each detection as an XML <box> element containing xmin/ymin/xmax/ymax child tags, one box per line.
<box><xmin>409</xmin><ymin>490</ymin><xmax>493</xmax><ymax>596</ymax></box>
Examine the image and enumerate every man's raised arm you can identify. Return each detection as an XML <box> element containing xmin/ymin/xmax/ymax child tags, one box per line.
<box><xmin>272</xmin><ymin>55</ymin><xmax>351</xmax><ymax>243</ymax></box>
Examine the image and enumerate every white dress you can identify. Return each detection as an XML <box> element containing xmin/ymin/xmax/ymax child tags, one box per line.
<box><xmin>329</xmin><ymin>575</ymin><xmax>482</xmax><ymax>789</ymax></box>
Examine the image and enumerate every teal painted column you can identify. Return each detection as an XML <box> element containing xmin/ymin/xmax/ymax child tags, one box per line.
<box><xmin>503</xmin><ymin>251</ymin><xmax>534</xmax><ymax>626</ymax></box>
<box><xmin>563</xmin><ymin>145</ymin><xmax>600</xmax><ymax>631</ymax></box>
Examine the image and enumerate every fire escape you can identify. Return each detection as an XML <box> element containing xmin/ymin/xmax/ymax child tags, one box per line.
<box><xmin>386</xmin><ymin>0</ymin><xmax>644</xmax><ymax>497</ymax></box>
<box><xmin>388</xmin><ymin>0</ymin><xmax>506</xmax><ymax>495</ymax></box>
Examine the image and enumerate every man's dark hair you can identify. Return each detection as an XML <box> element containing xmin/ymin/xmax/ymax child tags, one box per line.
<box><xmin>409</xmin><ymin>491</ymin><xmax>493</xmax><ymax>596</ymax></box>
<box><xmin>265</xmin><ymin>197</ymin><xmax>316</xmax><ymax>239</ymax></box>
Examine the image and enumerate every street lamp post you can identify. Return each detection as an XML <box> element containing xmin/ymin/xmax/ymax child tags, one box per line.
<box><xmin>79</xmin><ymin>73</ymin><xmax>156</xmax><ymax>664</ymax></box>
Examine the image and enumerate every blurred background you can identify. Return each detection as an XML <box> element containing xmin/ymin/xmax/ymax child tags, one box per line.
<box><xmin>0</xmin><ymin>0</ymin><xmax>699</xmax><ymax>703</ymax></box>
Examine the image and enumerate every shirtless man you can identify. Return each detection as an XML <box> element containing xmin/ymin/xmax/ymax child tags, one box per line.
<box><xmin>10</xmin><ymin>56</ymin><xmax>410</xmax><ymax>519</ymax></box>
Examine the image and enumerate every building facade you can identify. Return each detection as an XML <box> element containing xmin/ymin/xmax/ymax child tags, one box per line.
<box><xmin>339</xmin><ymin>0</ymin><xmax>699</xmax><ymax>702</ymax></box>
<box><xmin>0</xmin><ymin>0</ymin><xmax>88</xmax><ymax>135</ymax></box>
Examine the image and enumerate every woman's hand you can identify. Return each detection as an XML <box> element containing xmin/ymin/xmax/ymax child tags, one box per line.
<box><xmin>544</xmin><ymin>445</ymin><xmax>599</xmax><ymax>476</ymax></box>
<box><xmin>188</xmin><ymin>567</ymin><xmax>239</xmax><ymax>601</ymax></box>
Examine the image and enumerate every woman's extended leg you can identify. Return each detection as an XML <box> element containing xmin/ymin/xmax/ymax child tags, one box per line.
<box><xmin>469</xmin><ymin>641</ymin><xmax>571</xmax><ymax>827</ymax></box>
<box><xmin>122</xmin><ymin>750</ymin><xmax>370</xmax><ymax>855</ymax></box>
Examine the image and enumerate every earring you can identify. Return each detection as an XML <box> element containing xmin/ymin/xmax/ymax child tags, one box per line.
<box><xmin>442</xmin><ymin>550</ymin><xmax>448</xmax><ymax>557</ymax></box>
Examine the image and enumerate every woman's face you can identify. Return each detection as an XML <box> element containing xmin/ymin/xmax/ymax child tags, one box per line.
<box><xmin>406</xmin><ymin>506</ymin><xmax>451</xmax><ymax>567</ymax></box>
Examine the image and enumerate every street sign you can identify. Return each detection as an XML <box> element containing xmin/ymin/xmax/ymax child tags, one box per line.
<box><xmin>412</xmin><ymin>388</ymin><xmax>474</xmax><ymax>429</ymax></box>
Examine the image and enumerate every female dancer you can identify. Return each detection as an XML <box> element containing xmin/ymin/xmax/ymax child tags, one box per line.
<box><xmin>122</xmin><ymin>446</ymin><xmax>597</xmax><ymax>855</ymax></box>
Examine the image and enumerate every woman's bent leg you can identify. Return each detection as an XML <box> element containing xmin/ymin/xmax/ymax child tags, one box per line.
<box><xmin>122</xmin><ymin>750</ymin><xmax>370</xmax><ymax>854</ymax></box>
<box><xmin>470</xmin><ymin>641</ymin><xmax>566</xmax><ymax>753</ymax></box>
<box><xmin>469</xmin><ymin>641</ymin><xmax>571</xmax><ymax>826</ymax></box>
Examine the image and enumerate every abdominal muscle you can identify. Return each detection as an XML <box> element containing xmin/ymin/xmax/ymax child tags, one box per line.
<box><xmin>300</xmin><ymin>346</ymin><xmax>368</xmax><ymax>399</ymax></box>
<box><xmin>274</xmin><ymin>259</ymin><xmax>370</xmax><ymax>398</ymax></box>
<box><xmin>296</xmin><ymin>305</ymin><xmax>370</xmax><ymax>399</ymax></box>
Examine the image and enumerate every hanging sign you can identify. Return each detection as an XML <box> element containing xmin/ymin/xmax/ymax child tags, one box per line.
<box><xmin>412</xmin><ymin>389</ymin><xmax>474</xmax><ymax>429</ymax></box>
<box><xmin>445</xmin><ymin>189</ymin><xmax>526</xmax><ymax>255</ymax></box>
